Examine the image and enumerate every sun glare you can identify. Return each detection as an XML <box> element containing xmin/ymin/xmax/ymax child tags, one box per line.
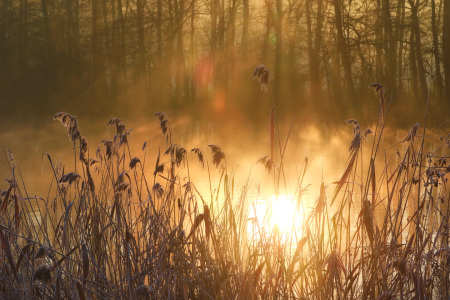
<box><xmin>248</xmin><ymin>194</ymin><xmax>304</xmax><ymax>242</ymax></box>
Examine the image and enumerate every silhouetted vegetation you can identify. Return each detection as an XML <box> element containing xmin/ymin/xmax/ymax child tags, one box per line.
<box><xmin>0</xmin><ymin>86</ymin><xmax>449</xmax><ymax>298</ymax></box>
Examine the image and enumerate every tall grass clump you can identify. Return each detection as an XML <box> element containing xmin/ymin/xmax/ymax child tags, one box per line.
<box><xmin>0</xmin><ymin>84</ymin><xmax>449</xmax><ymax>299</ymax></box>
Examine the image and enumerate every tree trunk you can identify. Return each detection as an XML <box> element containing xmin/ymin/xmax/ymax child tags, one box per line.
<box><xmin>273</xmin><ymin>0</ymin><xmax>282</xmax><ymax>98</ymax></box>
<box><xmin>409</xmin><ymin>0</ymin><xmax>428</xmax><ymax>100</ymax></box>
<box><xmin>333</xmin><ymin>0</ymin><xmax>355</xmax><ymax>98</ymax></box>
<box><xmin>136</xmin><ymin>0</ymin><xmax>146</xmax><ymax>75</ymax></box>
<box><xmin>189</xmin><ymin>0</ymin><xmax>196</xmax><ymax>98</ymax></box>
<box><xmin>261</xmin><ymin>0</ymin><xmax>272</xmax><ymax>62</ymax></box>
<box><xmin>227</xmin><ymin>0</ymin><xmax>236</xmax><ymax>84</ymax></box>
<box><xmin>210</xmin><ymin>0</ymin><xmax>218</xmax><ymax>56</ymax></box>
<box><xmin>409</xmin><ymin>30</ymin><xmax>419</xmax><ymax>100</ymax></box>
<box><xmin>431</xmin><ymin>0</ymin><xmax>444</xmax><ymax>97</ymax></box>
<box><xmin>173</xmin><ymin>0</ymin><xmax>187</xmax><ymax>103</ymax></box>
<box><xmin>156</xmin><ymin>0</ymin><xmax>163</xmax><ymax>59</ymax></box>
<box><xmin>117</xmin><ymin>0</ymin><xmax>126</xmax><ymax>74</ymax></box>
<box><xmin>40</xmin><ymin>0</ymin><xmax>54</xmax><ymax>54</ymax></box>
<box><xmin>218</xmin><ymin>0</ymin><xmax>225</xmax><ymax>48</ymax></box>
<box><xmin>92</xmin><ymin>0</ymin><xmax>106</xmax><ymax>99</ymax></box>
<box><xmin>375</xmin><ymin>0</ymin><xmax>383</xmax><ymax>83</ymax></box>
<box><xmin>102</xmin><ymin>0</ymin><xmax>112</xmax><ymax>88</ymax></box>
<box><xmin>18</xmin><ymin>0</ymin><xmax>28</xmax><ymax>68</ymax></box>
<box><xmin>306</xmin><ymin>0</ymin><xmax>322</xmax><ymax>99</ymax></box>
<box><xmin>241</xmin><ymin>0</ymin><xmax>249</xmax><ymax>60</ymax></box>
<box><xmin>394</xmin><ymin>0</ymin><xmax>405</xmax><ymax>94</ymax></box>
<box><xmin>0</xmin><ymin>0</ymin><xmax>12</xmax><ymax>84</ymax></box>
<box><xmin>443</xmin><ymin>0</ymin><xmax>450</xmax><ymax>101</ymax></box>
<box><xmin>382</xmin><ymin>0</ymin><xmax>395</xmax><ymax>96</ymax></box>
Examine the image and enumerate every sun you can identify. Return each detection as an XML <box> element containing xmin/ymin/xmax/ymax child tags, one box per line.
<box><xmin>248</xmin><ymin>194</ymin><xmax>304</xmax><ymax>241</ymax></box>
<box><xmin>271</xmin><ymin>195</ymin><xmax>299</xmax><ymax>233</ymax></box>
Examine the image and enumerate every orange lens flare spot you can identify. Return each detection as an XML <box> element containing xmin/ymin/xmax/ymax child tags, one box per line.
<box><xmin>213</xmin><ymin>90</ymin><xmax>226</xmax><ymax>113</ymax></box>
<box><xmin>195</xmin><ymin>57</ymin><xmax>213</xmax><ymax>87</ymax></box>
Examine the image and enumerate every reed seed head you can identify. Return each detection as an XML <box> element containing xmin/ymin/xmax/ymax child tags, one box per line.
<box><xmin>59</xmin><ymin>172</ymin><xmax>81</xmax><ymax>185</ymax></box>
<box><xmin>129</xmin><ymin>157</ymin><xmax>141</xmax><ymax>169</ymax></box>
<box><xmin>208</xmin><ymin>144</ymin><xmax>225</xmax><ymax>168</ymax></box>
<box><xmin>191</xmin><ymin>148</ymin><xmax>205</xmax><ymax>169</ymax></box>
<box><xmin>32</xmin><ymin>265</ymin><xmax>52</xmax><ymax>283</ymax></box>
<box><xmin>392</xmin><ymin>258</ymin><xmax>409</xmax><ymax>276</ymax></box>
<box><xmin>34</xmin><ymin>246</ymin><xmax>48</xmax><ymax>260</ymax></box>
<box><xmin>403</xmin><ymin>123</ymin><xmax>420</xmax><ymax>143</ymax></box>
<box><xmin>153</xmin><ymin>183</ymin><xmax>164</xmax><ymax>198</ymax></box>
<box><xmin>253</xmin><ymin>64</ymin><xmax>270</xmax><ymax>92</ymax></box>
<box><xmin>136</xmin><ymin>284</ymin><xmax>151</xmax><ymax>300</ymax></box>
<box><xmin>53</xmin><ymin>112</ymin><xmax>81</xmax><ymax>146</ymax></box>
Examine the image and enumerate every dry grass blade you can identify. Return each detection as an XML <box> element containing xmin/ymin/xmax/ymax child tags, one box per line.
<box><xmin>403</xmin><ymin>233</ymin><xmax>415</xmax><ymax>258</ymax></box>
<box><xmin>370</xmin><ymin>158</ymin><xmax>376</xmax><ymax>204</ymax></box>
<box><xmin>323</xmin><ymin>251</ymin><xmax>346</xmax><ymax>283</ymax></box>
<box><xmin>55</xmin><ymin>274</ymin><xmax>61</xmax><ymax>299</ymax></box>
<box><xmin>53</xmin><ymin>244</ymin><xmax>80</xmax><ymax>268</ymax></box>
<box><xmin>254</xmin><ymin>262</ymin><xmax>265</xmax><ymax>281</ymax></box>
<box><xmin>14</xmin><ymin>194</ymin><xmax>19</xmax><ymax>230</ymax></box>
<box><xmin>344</xmin><ymin>270</ymin><xmax>360</xmax><ymax>296</ymax></box>
<box><xmin>82</xmin><ymin>244</ymin><xmax>89</xmax><ymax>285</ymax></box>
<box><xmin>418</xmin><ymin>233</ymin><xmax>432</xmax><ymax>256</ymax></box>
<box><xmin>76</xmin><ymin>281</ymin><xmax>87</xmax><ymax>300</ymax></box>
<box><xmin>0</xmin><ymin>228</ymin><xmax>17</xmax><ymax>279</ymax></box>
<box><xmin>0</xmin><ymin>185</ymin><xmax>13</xmax><ymax>212</ymax></box>
<box><xmin>86</xmin><ymin>164</ymin><xmax>95</xmax><ymax>195</ymax></box>
<box><xmin>204</xmin><ymin>205</ymin><xmax>211</xmax><ymax>241</ymax></box>
<box><xmin>154</xmin><ymin>148</ymin><xmax>164</xmax><ymax>176</ymax></box>
<box><xmin>362</xmin><ymin>200</ymin><xmax>374</xmax><ymax>245</ymax></box>
<box><xmin>63</xmin><ymin>201</ymin><xmax>74</xmax><ymax>249</ymax></box>
<box><xmin>331</xmin><ymin>152</ymin><xmax>357</xmax><ymax>205</ymax></box>
<box><xmin>269</xmin><ymin>106</ymin><xmax>275</xmax><ymax>161</ymax></box>
<box><xmin>188</xmin><ymin>214</ymin><xmax>204</xmax><ymax>240</ymax></box>
<box><xmin>16</xmin><ymin>242</ymin><xmax>33</xmax><ymax>272</ymax></box>
<box><xmin>315</xmin><ymin>182</ymin><xmax>325</xmax><ymax>215</ymax></box>
<box><xmin>287</xmin><ymin>236</ymin><xmax>308</xmax><ymax>277</ymax></box>
<box><xmin>183</xmin><ymin>282</ymin><xmax>189</xmax><ymax>300</ymax></box>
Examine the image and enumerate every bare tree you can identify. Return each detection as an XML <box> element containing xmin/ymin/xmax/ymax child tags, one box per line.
<box><xmin>444</xmin><ymin>0</ymin><xmax>450</xmax><ymax>100</ymax></box>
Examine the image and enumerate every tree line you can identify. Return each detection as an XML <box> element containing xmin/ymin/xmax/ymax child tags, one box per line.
<box><xmin>0</xmin><ymin>0</ymin><xmax>449</xmax><ymax>119</ymax></box>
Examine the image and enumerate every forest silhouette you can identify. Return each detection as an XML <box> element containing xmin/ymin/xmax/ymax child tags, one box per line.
<box><xmin>0</xmin><ymin>0</ymin><xmax>449</xmax><ymax>126</ymax></box>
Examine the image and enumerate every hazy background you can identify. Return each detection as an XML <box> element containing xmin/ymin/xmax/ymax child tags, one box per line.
<box><xmin>1</xmin><ymin>0</ymin><xmax>449</xmax><ymax>197</ymax></box>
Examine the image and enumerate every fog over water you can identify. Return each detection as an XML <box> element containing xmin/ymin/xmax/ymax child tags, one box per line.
<box><xmin>1</xmin><ymin>105</ymin><xmax>447</xmax><ymax>231</ymax></box>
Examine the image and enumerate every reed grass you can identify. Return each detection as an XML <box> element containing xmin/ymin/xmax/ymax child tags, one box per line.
<box><xmin>0</xmin><ymin>85</ymin><xmax>449</xmax><ymax>299</ymax></box>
